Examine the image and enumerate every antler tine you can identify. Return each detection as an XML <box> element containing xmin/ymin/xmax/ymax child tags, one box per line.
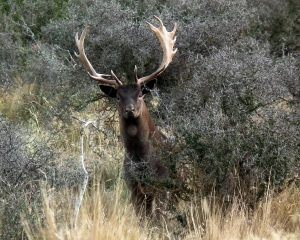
<box><xmin>75</xmin><ymin>27</ymin><xmax>121</xmax><ymax>87</ymax></box>
<box><xmin>137</xmin><ymin>17</ymin><xmax>177</xmax><ymax>85</ymax></box>
<box><xmin>134</xmin><ymin>65</ymin><xmax>139</xmax><ymax>82</ymax></box>
<box><xmin>110</xmin><ymin>70</ymin><xmax>123</xmax><ymax>86</ymax></box>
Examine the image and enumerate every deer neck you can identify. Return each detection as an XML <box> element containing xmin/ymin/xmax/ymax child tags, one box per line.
<box><xmin>119</xmin><ymin>104</ymin><xmax>156</xmax><ymax>159</ymax></box>
<box><xmin>121</xmin><ymin>107</ymin><xmax>155</xmax><ymax>139</ymax></box>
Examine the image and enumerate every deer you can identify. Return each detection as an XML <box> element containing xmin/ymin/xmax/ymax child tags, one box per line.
<box><xmin>75</xmin><ymin>17</ymin><xmax>177</xmax><ymax>217</ymax></box>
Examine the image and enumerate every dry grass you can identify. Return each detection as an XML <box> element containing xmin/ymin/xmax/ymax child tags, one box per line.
<box><xmin>0</xmin><ymin>76</ymin><xmax>39</xmax><ymax>123</ymax></box>
<box><xmin>184</xmin><ymin>186</ymin><xmax>300</xmax><ymax>240</ymax></box>
<box><xmin>22</xmin><ymin>181</ymin><xmax>300</xmax><ymax>240</ymax></box>
<box><xmin>22</xmin><ymin>180</ymin><xmax>150</xmax><ymax>240</ymax></box>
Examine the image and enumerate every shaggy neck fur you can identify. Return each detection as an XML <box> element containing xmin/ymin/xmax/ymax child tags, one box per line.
<box><xmin>119</xmin><ymin>101</ymin><xmax>156</xmax><ymax>162</ymax></box>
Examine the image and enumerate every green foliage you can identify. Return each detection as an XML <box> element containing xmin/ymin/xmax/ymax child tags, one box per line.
<box><xmin>248</xmin><ymin>0</ymin><xmax>300</xmax><ymax>55</ymax></box>
<box><xmin>0</xmin><ymin>0</ymin><xmax>299</xmax><ymax>238</ymax></box>
<box><xmin>1</xmin><ymin>0</ymin><xmax>69</xmax><ymax>38</ymax></box>
<box><xmin>161</xmin><ymin>37</ymin><xmax>299</xmax><ymax>197</ymax></box>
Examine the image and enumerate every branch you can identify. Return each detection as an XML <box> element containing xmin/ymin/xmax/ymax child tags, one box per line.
<box><xmin>72</xmin><ymin>117</ymin><xmax>99</xmax><ymax>227</ymax></box>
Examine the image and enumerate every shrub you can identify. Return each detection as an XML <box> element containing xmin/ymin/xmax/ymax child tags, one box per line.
<box><xmin>0</xmin><ymin>0</ymin><xmax>299</xmax><ymax>238</ymax></box>
<box><xmin>160</xmin><ymin>38</ymin><xmax>299</xmax><ymax>199</ymax></box>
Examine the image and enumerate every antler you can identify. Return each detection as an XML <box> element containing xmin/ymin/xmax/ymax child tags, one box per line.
<box><xmin>137</xmin><ymin>16</ymin><xmax>177</xmax><ymax>85</ymax></box>
<box><xmin>75</xmin><ymin>27</ymin><xmax>122</xmax><ymax>87</ymax></box>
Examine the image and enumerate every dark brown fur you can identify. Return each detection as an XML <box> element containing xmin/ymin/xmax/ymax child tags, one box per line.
<box><xmin>117</xmin><ymin>84</ymin><xmax>168</xmax><ymax>216</ymax></box>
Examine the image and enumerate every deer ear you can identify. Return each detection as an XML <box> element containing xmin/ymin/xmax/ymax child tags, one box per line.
<box><xmin>141</xmin><ymin>79</ymin><xmax>157</xmax><ymax>95</ymax></box>
<box><xmin>99</xmin><ymin>85</ymin><xmax>117</xmax><ymax>98</ymax></box>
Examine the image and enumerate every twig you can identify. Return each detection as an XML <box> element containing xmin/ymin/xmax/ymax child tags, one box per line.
<box><xmin>72</xmin><ymin>117</ymin><xmax>99</xmax><ymax>227</ymax></box>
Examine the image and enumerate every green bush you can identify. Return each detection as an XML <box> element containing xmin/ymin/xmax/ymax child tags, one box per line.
<box><xmin>160</xmin><ymin>35</ymin><xmax>299</xmax><ymax>199</ymax></box>
<box><xmin>0</xmin><ymin>0</ymin><xmax>299</xmax><ymax>238</ymax></box>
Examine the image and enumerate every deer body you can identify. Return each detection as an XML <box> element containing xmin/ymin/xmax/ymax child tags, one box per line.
<box><xmin>75</xmin><ymin>17</ymin><xmax>177</xmax><ymax>216</ymax></box>
<box><xmin>117</xmin><ymin>84</ymin><xmax>168</xmax><ymax>215</ymax></box>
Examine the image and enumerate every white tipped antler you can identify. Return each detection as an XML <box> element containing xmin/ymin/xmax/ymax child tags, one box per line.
<box><xmin>137</xmin><ymin>16</ymin><xmax>177</xmax><ymax>85</ymax></box>
<box><xmin>75</xmin><ymin>27</ymin><xmax>122</xmax><ymax>87</ymax></box>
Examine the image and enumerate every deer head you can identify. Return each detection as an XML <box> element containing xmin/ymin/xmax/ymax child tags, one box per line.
<box><xmin>75</xmin><ymin>16</ymin><xmax>177</xmax><ymax>119</ymax></box>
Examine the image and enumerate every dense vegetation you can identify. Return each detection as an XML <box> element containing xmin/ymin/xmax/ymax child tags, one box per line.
<box><xmin>0</xmin><ymin>0</ymin><xmax>299</xmax><ymax>239</ymax></box>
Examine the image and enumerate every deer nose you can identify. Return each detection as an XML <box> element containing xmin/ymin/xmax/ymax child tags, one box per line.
<box><xmin>125</xmin><ymin>104</ymin><xmax>135</xmax><ymax>113</ymax></box>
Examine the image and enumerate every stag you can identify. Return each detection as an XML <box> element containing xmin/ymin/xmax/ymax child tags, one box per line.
<box><xmin>75</xmin><ymin>17</ymin><xmax>177</xmax><ymax>216</ymax></box>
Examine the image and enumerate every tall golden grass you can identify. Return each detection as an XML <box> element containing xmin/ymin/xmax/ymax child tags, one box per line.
<box><xmin>22</xmin><ymin>180</ymin><xmax>300</xmax><ymax>240</ymax></box>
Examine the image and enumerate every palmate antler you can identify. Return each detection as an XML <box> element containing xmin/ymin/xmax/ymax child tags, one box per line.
<box><xmin>75</xmin><ymin>28</ymin><xmax>122</xmax><ymax>87</ymax></box>
<box><xmin>137</xmin><ymin>16</ymin><xmax>178</xmax><ymax>85</ymax></box>
<box><xmin>75</xmin><ymin>17</ymin><xmax>177</xmax><ymax>87</ymax></box>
